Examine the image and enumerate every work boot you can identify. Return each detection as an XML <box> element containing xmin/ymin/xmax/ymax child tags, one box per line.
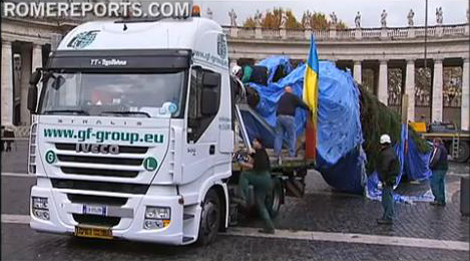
<box><xmin>258</xmin><ymin>228</ymin><xmax>275</xmax><ymax>234</ymax></box>
<box><xmin>376</xmin><ymin>218</ymin><xmax>393</xmax><ymax>225</ymax></box>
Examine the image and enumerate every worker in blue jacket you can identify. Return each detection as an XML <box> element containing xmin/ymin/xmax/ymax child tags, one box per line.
<box><xmin>429</xmin><ymin>138</ymin><xmax>448</xmax><ymax>206</ymax></box>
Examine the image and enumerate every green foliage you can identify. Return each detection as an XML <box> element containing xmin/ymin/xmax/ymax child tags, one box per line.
<box><xmin>358</xmin><ymin>84</ymin><xmax>430</xmax><ymax>175</ymax></box>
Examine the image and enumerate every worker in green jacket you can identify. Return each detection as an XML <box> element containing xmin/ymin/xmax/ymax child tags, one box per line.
<box><xmin>237</xmin><ymin>138</ymin><xmax>275</xmax><ymax>234</ymax></box>
<box><xmin>376</xmin><ymin>134</ymin><xmax>400</xmax><ymax>225</ymax></box>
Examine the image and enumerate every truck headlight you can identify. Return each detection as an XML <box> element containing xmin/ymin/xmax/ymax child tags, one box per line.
<box><xmin>145</xmin><ymin>206</ymin><xmax>171</xmax><ymax>219</ymax></box>
<box><xmin>32</xmin><ymin>197</ymin><xmax>49</xmax><ymax>209</ymax></box>
<box><xmin>32</xmin><ymin>197</ymin><xmax>50</xmax><ymax>221</ymax></box>
<box><xmin>143</xmin><ymin>206</ymin><xmax>170</xmax><ymax>230</ymax></box>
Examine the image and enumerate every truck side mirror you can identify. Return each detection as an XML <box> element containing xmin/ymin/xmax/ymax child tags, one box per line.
<box><xmin>29</xmin><ymin>70</ymin><xmax>42</xmax><ymax>85</ymax></box>
<box><xmin>27</xmin><ymin>86</ymin><xmax>38</xmax><ymax>113</ymax></box>
<box><xmin>201</xmin><ymin>89</ymin><xmax>219</xmax><ymax>116</ymax></box>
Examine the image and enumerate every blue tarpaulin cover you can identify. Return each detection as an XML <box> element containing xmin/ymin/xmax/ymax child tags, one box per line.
<box><xmin>242</xmin><ymin>56</ymin><xmax>432</xmax><ymax>198</ymax></box>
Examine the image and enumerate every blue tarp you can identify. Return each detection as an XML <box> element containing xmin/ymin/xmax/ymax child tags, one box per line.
<box><xmin>366</xmin><ymin>124</ymin><xmax>434</xmax><ymax>203</ymax></box>
<box><xmin>316</xmin><ymin>62</ymin><xmax>364</xmax><ymax>166</ymax></box>
<box><xmin>242</xmin><ymin>56</ymin><xmax>432</xmax><ymax>198</ymax></box>
<box><xmin>404</xmin><ymin>138</ymin><xmax>433</xmax><ymax>181</ymax></box>
<box><xmin>256</xmin><ymin>56</ymin><xmax>293</xmax><ymax>84</ymax></box>
<box><xmin>246</xmin><ymin>63</ymin><xmax>308</xmax><ymax>140</ymax></box>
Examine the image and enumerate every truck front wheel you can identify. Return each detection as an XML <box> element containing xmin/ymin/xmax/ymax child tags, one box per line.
<box><xmin>197</xmin><ymin>189</ymin><xmax>221</xmax><ymax>246</ymax></box>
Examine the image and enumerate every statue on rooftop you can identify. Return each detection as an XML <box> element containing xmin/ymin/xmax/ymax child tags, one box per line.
<box><xmin>381</xmin><ymin>9</ymin><xmax>387</xmax><ymax>27</ymax></box>
<box><xmin>229</xmin><ymin>9</ymin><xmax>237</xmax><ymax>27</ymax></box>
<box><xmin>355</xmin><ymin>11</ymin><xmax>361</xmax><ymax>28</ymax></box>
<box><xmin>407</xmin><ymin>9</ymin><xmax>415</xmax><ymax>26</ymax></box>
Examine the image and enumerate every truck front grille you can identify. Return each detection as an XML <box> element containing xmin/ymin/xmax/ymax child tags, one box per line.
<box><xmin>54</xmin><ymin>143</ymin><xmax>148</xmax><ymax>179</ymax></box>
<box><xmin>61</xmin><ymin>167</ymin><xmax>139</xmax><ymax>178</ymax></box>
<box><xmin>51</xmin><ymin>179</ymin><xmax>149</xmax><ymax>194</ymax></box>
<box><xmin>58</xmin><ymin>155</ymin><xmax>143</xmax><ymax>166</ymax></box>
<box><xmin>67</xmin><ymin>194</ymin><xmax>128</xmax><ymax>206</ymax></box>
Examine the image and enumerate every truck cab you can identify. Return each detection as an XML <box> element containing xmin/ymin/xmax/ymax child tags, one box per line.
<box><xmin>28</xmin><ymin>16</ymin><xmax>233</xmax><ymax>245</ymax></box>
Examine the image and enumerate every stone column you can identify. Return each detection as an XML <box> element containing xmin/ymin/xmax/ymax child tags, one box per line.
<box><xmin>353</xmin><ymin>60</ymin><xmax>362</xmax><ymax>84</ymax></box>
<box><xmin>32</xmin><ymin>44</ymin><xmax>42</xmax><ymax>71</ymax></box>
<box><xmin>461</xmin><ymin>58</ymin><xmax>469</xmax><ymax>130</ymax></box>
<box><xmin>432</xmin><ymin>59</ymin><xmax>443</xmax><ymax>122</ymax></box>
<box><xmin>378</xmin><ymin>60</ymin><xmax>389</xmax><ymax>104</ymax></box>
<box><xmin>405</xmin><ymin>60</ymin><xmax>416</xmax><ymax>121</ymax></box>
<box><xmin>1</xmin><ymin>40</ymin><xmax>14</xmax><ymax>126</ymax></box>
<box><xmin>20</xmin><ymin>45</ymin><xmax>32</xmax><ymax>126</ymax></box>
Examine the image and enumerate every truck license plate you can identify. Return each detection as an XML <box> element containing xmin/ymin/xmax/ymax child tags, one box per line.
<box><xmin>74</xmin><ymin>226</ymin><xmax>113</xmax><ymax>239</ymax></box>
<box><xmin>83</xmin><ymin>205</ymin><xmax>107</xmax><ymax>216</ymax></box>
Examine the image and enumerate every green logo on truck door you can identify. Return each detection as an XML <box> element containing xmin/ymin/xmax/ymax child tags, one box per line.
<box><xmin>45</xmin><ymin>150</ymin><xmax>57</xmax><ymax>164</ymax></box>
<box><xmin>143</xmin><ymin>157</ymin><xmax>158</xmax><ymax>171</ymax></box>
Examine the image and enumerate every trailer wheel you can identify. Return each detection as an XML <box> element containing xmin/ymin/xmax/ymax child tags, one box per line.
<box><xmin>455</xmin><ymin>141</ymin><xmax>470</xmax><ymax>163</ymax></box>
<box><xmin>266</xmin><ymin>178</ymin><xmax>283</xmax><ymax>218</ymax></box>
<box><xmin>197</xmin><ymin>189</ymin><xmax>221</xmax><ymax>246</ymax></box>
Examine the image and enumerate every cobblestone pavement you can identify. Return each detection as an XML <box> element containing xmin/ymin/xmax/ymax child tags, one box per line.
<box><xmin>1</xmin><ymin>224</ymin><xmax>469</xmax><ymax>261</ymax></box>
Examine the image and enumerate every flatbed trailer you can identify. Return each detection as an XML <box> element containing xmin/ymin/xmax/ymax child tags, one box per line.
<box><xmin>420</xmin><ymin>131</ymin><xmax>470</xmax><ymax>163</ymax></box>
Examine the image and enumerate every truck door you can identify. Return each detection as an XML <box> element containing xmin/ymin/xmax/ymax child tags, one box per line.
<box><xmin>182</xmin><ymin>66</ymin><xmax>222</xmax><ymax>183</ymax></box>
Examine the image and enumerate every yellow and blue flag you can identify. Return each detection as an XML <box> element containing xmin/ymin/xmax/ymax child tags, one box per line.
<box><xmin>303</xmin><ymin>35</ymin><xmax>319</xmax><ymax>160</ymax></box>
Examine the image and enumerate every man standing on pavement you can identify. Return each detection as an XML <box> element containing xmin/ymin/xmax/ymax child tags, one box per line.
<box><xmin>377</xmin><ymin>134</ymin><xmax>400</xmax><ymax>225</ymax></box>
<box><xmin>429</xmin><ymin>138</ymin><xmax>448</xmax><ymax>206</ymax></box>
<box><xmin>274</xmin><ymin>86</ymin><xmax>310</xmax><ymax>162</ymax></box>
<box><xmin>237</xmin><ymin>138</ymin><xmax>275</xmax><ymax>234</ymax></box>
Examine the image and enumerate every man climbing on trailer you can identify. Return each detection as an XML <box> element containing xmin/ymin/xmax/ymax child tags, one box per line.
<box><xmin>236</xmin><ymin>138</ymin><xmax>276</xmax><ymax>234</ymax></box>
<box><xmin>274</xmin><ymin>86</ymin><xmax>311</xmax><ymax>163</ymax></box>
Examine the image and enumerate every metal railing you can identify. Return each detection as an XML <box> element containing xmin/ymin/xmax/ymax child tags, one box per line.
<box><xmin>224</xmin><ymin>23</ymin><xmax>469</xmax><ymax>41</ymax></box>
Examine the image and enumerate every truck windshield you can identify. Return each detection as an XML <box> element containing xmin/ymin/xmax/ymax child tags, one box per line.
<box><xmin>39</xmin><ymin>71</ymin><xmax>186</xmax><ymax>118</ymax></box>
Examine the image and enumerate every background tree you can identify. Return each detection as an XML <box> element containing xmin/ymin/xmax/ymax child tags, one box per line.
<box><xmin>301</xmin><ymin>11</ymin><xmax>348</xmax><ymax>30</ymax></box>
<box><xmin>243</xmin><ymin>9</ymin><xmax>348</xmax><ymax>29</ymax></box>
<box><xmin>243</xmin><ymin>8</ymin><xmax>301</xmax><ymax>29</ymax></box>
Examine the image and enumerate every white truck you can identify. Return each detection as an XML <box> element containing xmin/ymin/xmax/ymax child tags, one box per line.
<box><xmin>27</xmin><ymin>13</ymin><xmax>312</xmax><ymax>245</ymax></box>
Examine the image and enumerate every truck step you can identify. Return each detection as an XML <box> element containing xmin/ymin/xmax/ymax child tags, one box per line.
<box><xmin>183</xmin><ymin>236</ymin><xmax>194</xmax><ymax>243</ymax></box>
<box><xmin>183</xmin><ymin>213</ymin><xmax>195</xmax><ymax>220</ymax></box>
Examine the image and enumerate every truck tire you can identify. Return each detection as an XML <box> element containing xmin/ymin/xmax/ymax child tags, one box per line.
<box><xmin>455</xmin><ymin>141</ymin><xmax>470</xmax><ymax>163</ymax></box>
<box><xmin>266</xmin><ymin>178</ymin><xmax>283</xmax><ymax>218</ymax></box>
<box><xmin>197</xmin><ymin>189</ymin><xmax>221</xmax><ymax>246</ymax></box>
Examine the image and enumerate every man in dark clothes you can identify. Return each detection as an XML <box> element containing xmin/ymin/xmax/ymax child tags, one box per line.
<box><xmin>237</xmin><ymin>138</ymin><xmax>275</xmax><ymax>234</ymax></box>
<box><xmin>377</xmin><ymin>134</ymin><xmax>400</xmax><ymax>225</ymax></box>
<box><xmin>429</xmin><ymin>138</ymin><xmax>448</xmax><ymax>206</ymax></box>
<box><xmin>274</xmin><ymin>86</ymin><xmax>310</xmax><ymax>160</ymax></box>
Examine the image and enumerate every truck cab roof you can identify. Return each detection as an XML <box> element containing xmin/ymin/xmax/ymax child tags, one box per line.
<box><xmin>58</xmin><ymin>17</ymin><xmax>223</xmax><ymax>51</ymax></box>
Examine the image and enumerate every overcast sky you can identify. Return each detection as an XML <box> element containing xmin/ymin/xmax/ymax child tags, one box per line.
<box><xmin>193</xmin><ymin>0</ymin><xmax>469</xmax><ymax>27</ymax></box>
